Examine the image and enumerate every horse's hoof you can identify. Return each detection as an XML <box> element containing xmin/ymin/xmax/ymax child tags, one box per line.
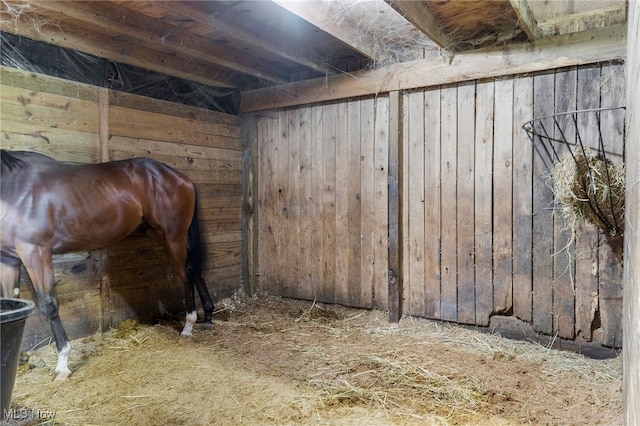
<box><xmin>53</xmin><ymin>371</ymin><xmax>71</xmax><ymax>381</ymax></box>
<box><xmin>201</xmin><ymin>322</ymin><xmax>213</xmax><ymax>330</ymax></box>
<box><xmin>179</xmin><ymin>333</ymin><xmax>193</xmax><ymax>341</ymax></box>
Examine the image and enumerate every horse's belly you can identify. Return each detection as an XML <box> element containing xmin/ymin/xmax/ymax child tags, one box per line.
<box><xmin>50</xmin><ymin>206</ymin><xmax>143</xmax><ymax>253</ymax></box>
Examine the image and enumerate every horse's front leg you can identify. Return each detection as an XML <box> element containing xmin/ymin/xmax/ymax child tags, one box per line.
<box><xmin>0</xmin><ymin>257</ymin><xmax>21</xmax><ymax>298</ymax></box>
<box><xmin>15</xmin><ymin>241</ymin><xmax>72</xmax><ymax>380</ymax></box>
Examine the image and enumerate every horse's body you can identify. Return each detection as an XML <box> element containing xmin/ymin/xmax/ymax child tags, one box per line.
<box><xmin>0</xmin><ymin>150</ymin><xmax>214</xmax><ymax>379</ymax></box>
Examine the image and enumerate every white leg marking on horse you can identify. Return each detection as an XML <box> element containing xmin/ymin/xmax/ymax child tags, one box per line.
<box><xmin>54</xmin><ymin>342</ymin><xmax>72</xmax><ymax>380</ymax></box>
<box><xmin>180</xmin><ymin>310</ymin><xmax>197</xmax><ymax>336</ymax></box>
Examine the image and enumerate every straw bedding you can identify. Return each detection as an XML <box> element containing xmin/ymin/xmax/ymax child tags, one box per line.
<box><xmin>8</xmin><ymin>292</ymin><xmax>621</xmax><ymax>425</ymax></box>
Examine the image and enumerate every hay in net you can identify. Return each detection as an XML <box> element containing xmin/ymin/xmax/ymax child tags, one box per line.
<box><xmin>549</xmin><ymin>149</ymin><xmax>625</xmax><ymax>237</ymax></box>
<box><xmin>523</xmin><ymin>107</ymin><xmax>626</xmax><ymax>239</ymax></box>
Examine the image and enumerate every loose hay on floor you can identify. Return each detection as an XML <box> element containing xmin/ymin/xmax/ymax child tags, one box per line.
<box><xmin>8</xmin><ymin>293</ymin><xmax>622</xmax><ymax>425</ymax></box>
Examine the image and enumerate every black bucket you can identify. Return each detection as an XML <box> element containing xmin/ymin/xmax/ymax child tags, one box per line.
<box><xmin>1</xmin><ymin>298</ymin><xmax>35</xmax><ymax>416</ymax></box>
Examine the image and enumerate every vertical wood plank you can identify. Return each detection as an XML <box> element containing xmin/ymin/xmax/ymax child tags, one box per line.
<box><xmin>335</xmin><ymin>102</ymin><xmax>350</xmax><ymax>305</ymax></box>
<box><xmin>532</xmin><ymin>72</ymin><xmax>555</xmax><ymax>335</ymax></box>
<box><xmin>286</xmin><ymin>108</ymin><xmax>301</xmax><ymax>298</ymax></box>
<box><xmin>360</xmin><ymin>98</ymin><xmax>376</xmax><ymax>307</ymax></box>
<box><xmin>401</xmin><ymin>93</ymin><xmax>411</xmax><ymax>317</ymax></box>
<box><xmin>241</xmin><ymin>113</ymin><xmax>258</xmax><ymax>296</ymax></box>
<box><xmin>424</xmin><ymin>88</ymin><xmax>442</xmax><ymax>319</ymax></box>
<box><xmin>552</xmin><ymin>67</ymin><xmax>577</xmax><ymax>339</ymax></box>
<box><xmin>407</xmin><ymin>91</ymin><xmax>426</xmax><ymax>316</ymax></box>
<box><xmin>322</xmin><ymin>104</ymin><xmax>337</xmax><ymax>302</ymax></box>
<box><xmin>575</xmin><ymin>65</ymin><xmax>601</xmax><ymax>341</ymax></box>
<box><xmin>474</xmin><ymin>80</ymin><xmax>495</xmax><ymax>326</ymax></box>
<box><xmin>598</xmin><ymin>62</ymin><xmax>625</xmax><ymax>347</ymax></box>
<box><xmin>298</xmin><ymin>106</ymin><xmax>314</xmax><ymax>301</ymax></box>
<box><xmin>256</xmin><ymin>115</ymin><xmax>276</xmax><ymax>292</ymax></box>
<box><xmin>440</xmin><ymin>86</ymin><xmax>458</xmax><ymax>322</ymax></box>
<box><xmin>346</xmin><ymin>100</ymin><xmax>362</xmax><ymax>306</ymax></box>
<box><xmin>275</xmin><ymin>110</ymin><xmax>290</xmax><ymax>294</ymax></box>
<box><xmin>457</xmin><ymin>82</ymin><xmax>476</xmax><ymax>325</ymax></box>
<box><xmin>600</xmin><ymin>63</ymin><xmax>626</xmax><ymax>159</ymax></box>
<box><xmin>512</xmin><ymin>76</ymin><xmax>534</xmax><ymax>324</ymax></box>
<box><xmin>493</xmin><ymin>78</ymin><xmax>514</xmax><ymax>315</ymax></box>
<box><xmin>388</xmin><ymin>91</ymin><xmax>403</xmax><ymax>322</ymax></box>
<box><xmin>373</xmin><ymin>95</ymin><xmax>390</xmax><ymax>309</ymax></box>
<box><xmin>310</xmin><ymin>105</ymin><xmax>324</xmax><ymax>299</ymax></box>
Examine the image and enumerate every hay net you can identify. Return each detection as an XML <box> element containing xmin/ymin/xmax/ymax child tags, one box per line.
<box><xmin>523</xmin><ymin>107</ymin><xmax>626</xmax><ymax>237</ymax></box>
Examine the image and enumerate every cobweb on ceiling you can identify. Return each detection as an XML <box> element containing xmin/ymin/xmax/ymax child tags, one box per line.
<box><xmin>323</xmin><ymin>0</ymin><xmax>442</xmax><ymax>66</ymax></box>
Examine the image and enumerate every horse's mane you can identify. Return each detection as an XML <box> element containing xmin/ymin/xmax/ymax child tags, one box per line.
<box><xmin>1</xmin><ymin>150</ymin><xmax>25</xmax><ymax>174</ymax></box>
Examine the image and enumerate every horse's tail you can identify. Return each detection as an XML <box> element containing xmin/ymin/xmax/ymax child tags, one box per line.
<box><xmin>186</xmin><ymin>186</ymin><xmax>215</xmax><ymax>321</ymax></box>
<box><xmin>186</xmin><ymin>188</ymin><xmax>206</xmax><ymax>281</ymax></box>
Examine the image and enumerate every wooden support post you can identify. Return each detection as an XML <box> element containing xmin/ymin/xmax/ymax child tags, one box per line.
<box><xmin>623</xmin><ymin>1</ymin><xmax>640</xmax><ymax>423</ymax></box>
<box><xmin>388</xmin><ymin>91</ymin><xmax>403</xmax><ymax>322</ymax></box>
<box><xmin>241</xmin><ymin>113</ymin><xmax>258</xmax><ymax>295</ymax></box>
<box><xmin>98</xmin><ymin>88</ymin><xmax>111</xmax><ymax>330</ymax></box>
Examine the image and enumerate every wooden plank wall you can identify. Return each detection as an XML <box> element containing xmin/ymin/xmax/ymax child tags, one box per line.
<box><xmin>404</xmin><ymin>61</ymin><xmax>625</xmax><ymax>347</ymax></box>
<box><xmin>0</xmin><ymin>66</ymin><xmax>242</xmax><ymax>346</ymax></box>
<box><xmin>250</xmin><ymin>62</ymin><xmax>625</xmax><ymax>348</ymax></box>
<box><xmin>254</xmin><ymin>97</ymin><xmax>390</xmax><ymax>309</ymax></box>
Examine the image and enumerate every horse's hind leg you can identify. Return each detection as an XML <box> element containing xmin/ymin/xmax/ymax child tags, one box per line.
<box><xmin>194</xmin><ymin>276</ymin><xmax>214</xmax><ymax>329</ymax></box>
<box><xmin>162</xmin><ymin>237</ymin><xmax>213</xmax><ymax>334</ymax></box>
<box><xmin>155</xmin><ymin>236</ymin><xmax>198</xmax><ymax>336</ymax></box>
<box><xmin>179</xmin><ymin>264</ymin><xmax>198</xmax><ymax>337</ymax></box>
<box><xmin>15</xmin><ymin>240</ymin><xmax>72</xmax><ymax>380</ymax></box>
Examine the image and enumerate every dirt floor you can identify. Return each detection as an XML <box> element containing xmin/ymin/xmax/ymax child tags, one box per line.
<box><xmin>5</xmin><ymin>292</ymin><xmax>622</xmax><ymax>425</ymax></box>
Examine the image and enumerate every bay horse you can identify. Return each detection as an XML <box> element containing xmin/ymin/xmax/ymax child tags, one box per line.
<box><xmin>0</xmin><ymin>150</ymin><xmax>214</xmax><ymax>380</ymax></box>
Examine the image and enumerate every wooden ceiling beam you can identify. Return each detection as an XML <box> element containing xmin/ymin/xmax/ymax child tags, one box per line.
<box><xmin>536</xmin><ymin>5</ymin><xmax>627</xmax><ymax>38</ymax></box>
<box><xmin>508</xmin><ymin>0</ymin><xmax>538</xmax><ymax>41</ymax></box>
<box><xmin>273</xmin><ymin>0</ymin><xmax>378</xmax><ymax>60</ymax></box>
<box><xmin>159</xmin><ymin>1</ymin><xmax>335</xmax><ymax>77</ymax></box>
<box><xmin>241</xmin><ymin>25</ymin><xmax>627</xmax><ymax>112</ymax></box>
<box><xmin>27</xmin><ymin>0</ymin><xmax>289</xmax><ymax>85</ymax></box>
<box><xmin>0</xmin><ymin>9</ymin><xmax>244</xmax><ymax>88</ymax></box>
<box><xmin>384</xmin><ymin>0</ymin><xmax>454</xmax><ymax>51</ymax></box>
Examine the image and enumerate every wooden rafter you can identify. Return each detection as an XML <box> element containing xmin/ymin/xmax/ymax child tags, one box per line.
<box><xmin>273</xmin><ymin>0</ymin><xmax>378</xmax><ymax>61</ymax></box>
<box><xmin>159</xmin><ymin>1</ymin><xmax>336</xmax><ymax>77</ymax></box>
<box><xmin>385</xmin><ymin>0</ymin><xmax>454</xmax><ymax>51</ymax></box>
<box><xmin>0</xmin><ymin>6</ymin><xmax>244</xmax><ymax>88</ymax></box>
<box><xmin>536</xmin><ymin>4</ymin><xmax>627</xmax><ymax>38</ymax></box>
<box><xmin>27</xmin><ymin>0</ymin><xmax>289</xmax><ymax>85</ymax></box>
<box><xmin>508</xmin><ymin>0</ymin><xmax>537</xmax><ymax>41</ymax></box>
